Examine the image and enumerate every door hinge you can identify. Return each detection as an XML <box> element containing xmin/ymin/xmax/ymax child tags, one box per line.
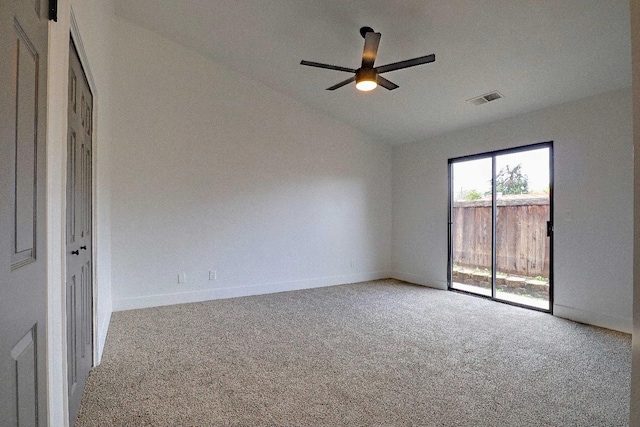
<box><xmin>546</xmin><ymin>221</ymin><xmax>553</xmax><ymax>237</ymax></box>
<box><xmin>48</xmin><ymin>0</ymin><xmax>58</xmax><ymax>22</ymax></box>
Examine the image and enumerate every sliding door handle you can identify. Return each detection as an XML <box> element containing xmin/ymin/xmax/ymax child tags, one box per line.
<box><xmin>546</xmin><ymin>221</ymin><xmax>553</xmax><ymax>237</ymax></box>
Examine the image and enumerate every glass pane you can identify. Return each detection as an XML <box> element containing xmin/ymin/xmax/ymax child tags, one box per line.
<box><xmin>451</xmin><ymin>158</ymin><xmax>493</xmax><ymax>297</ymax></box>
<box><xmin>494</xmin><ymin>148</ymin><xmax>550</xmax><ymax>310</ymax></box>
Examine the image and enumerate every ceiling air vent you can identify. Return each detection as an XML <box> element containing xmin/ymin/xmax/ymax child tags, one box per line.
<box><xmin>468</xmin><ymin>91</ymin><xmax>503</xmax><ymax>106</ymax></box>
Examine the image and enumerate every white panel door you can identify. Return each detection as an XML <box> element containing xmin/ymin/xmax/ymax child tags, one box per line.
<box><xmin>67</xmin><ymin>39</ymin><xmax>94</xmax><ymax>425</ymax></box>
<box><xmin>0</xmin><ymin>0</ymin><xmax>49</xmax><ymax>425</ymax></box>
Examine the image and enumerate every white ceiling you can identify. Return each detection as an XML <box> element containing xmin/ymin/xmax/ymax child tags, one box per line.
<box><xmin>114</xmin><ymin>0</ymin><xmax>631</xmax><ymax>145</ymax></box>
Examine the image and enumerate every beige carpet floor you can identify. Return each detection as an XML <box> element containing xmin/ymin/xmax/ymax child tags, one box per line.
<box><xmin>76</xmin><ymin>279</ymin><xmax>631</xmax><ymax>426</ymax></box>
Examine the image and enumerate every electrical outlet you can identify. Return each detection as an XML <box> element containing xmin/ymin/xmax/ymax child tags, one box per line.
<box><xmin>350</xmin><ymin>259</ymin><xmax>355</xmax><ymax>268</ymax></box>
<box><xmin>209</xmin><ymin>270</ymin><xmax>217</xmax><ymax>280</ymax></box>
<box><xmin>178</xmin><ymin>272</ymin><xmax>186</xmax><ymax>284</ymax></box>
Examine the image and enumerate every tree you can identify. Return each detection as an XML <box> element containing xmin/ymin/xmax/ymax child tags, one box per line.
<box><xmin>495</xmin><ymin>163</ymin><xmax>529</xmax><ymax>195</ymax></box>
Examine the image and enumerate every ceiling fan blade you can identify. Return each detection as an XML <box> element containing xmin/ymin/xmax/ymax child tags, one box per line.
<box><xmin>327</xmin><ymin>76</ymin><xmax>356</xmax><ymax>90</ymax></box>
<box><xmin>300</xmin><ymin>60</ymin><xmax>357</xmax><ymax>73</ymax></box>
<box><xmin>375</xmin><ymin>54</ymin><xmax>435</xmax><ymax>74</ymax></box>
<box><xmin>377</xmin><ymin>76</ymin><xmax>399</xmax><ymax>90</ymax></box>
<box><xmin>361</xmin><ymin>31</ymin><xmax>381</xmax><ymax>69</ymax></box>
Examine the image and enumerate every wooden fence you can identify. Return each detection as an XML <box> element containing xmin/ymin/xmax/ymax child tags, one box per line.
<box><xmin>452</xmin><ymin>195</ymin><xmax>550</xmax><ymax>278</ymax></box>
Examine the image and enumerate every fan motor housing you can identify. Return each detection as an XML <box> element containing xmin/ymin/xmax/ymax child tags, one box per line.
<box><xmin>356</xmin><ymin>67</ymin><xmax>377</xmax><ymax>83</ymax></box>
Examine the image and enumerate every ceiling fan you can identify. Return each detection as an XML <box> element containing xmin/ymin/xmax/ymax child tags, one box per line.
<box><xmin>300</xmin><ymin>26</ymin><xmax>435</xmax><ymax>92</ymax></box>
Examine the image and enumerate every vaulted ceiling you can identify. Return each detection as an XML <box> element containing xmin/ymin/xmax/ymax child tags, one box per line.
<box><xmin>114</xmin><ymin>0</ymin><xmax>631</xmax><ymax>145</ymax></box>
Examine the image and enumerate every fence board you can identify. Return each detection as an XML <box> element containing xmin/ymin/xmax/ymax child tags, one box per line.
<box><xmin>453</xmin><ymin>196</ymin><xmax>549</xmax><ymax>277</ymax></box>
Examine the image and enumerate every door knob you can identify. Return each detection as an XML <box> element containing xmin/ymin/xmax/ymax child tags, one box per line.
<box><xmin>80</xmin><ymin>245</ymin><xmax>87</xmax><ymax>250</ymax></box>
<box><xmin>71</xmin><ymin>250</ymin><xmax>79</xmax><ymax>255</ymax></box>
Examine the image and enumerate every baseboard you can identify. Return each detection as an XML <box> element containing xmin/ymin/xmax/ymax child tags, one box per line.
<box><xmin>106</xmin><ymin>274</ymin><xmax>633</xmax><ymax>339</ymax></box>
<box><xmin>390</xmin><ymin>271</ymin><xmax>448</xmax><ymax>290</ymax></box>
<box><xmin>96</xmin><ymin>309</ymin><xmax>112</xmax><ymax>365</ymax></box>
<box><xmin>112</xmin><ymin>271</ymin><xmax>391</xmax><ymax>312</ymax></box>
<box><xmin>553</xmin><ymin>304</ymin><xmax>632</xmax><ymax>334</ymax></box>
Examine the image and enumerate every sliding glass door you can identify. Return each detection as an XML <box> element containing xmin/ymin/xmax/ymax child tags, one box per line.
<box><xmin>448</xmin><ymin>143</ymin><xmax>553</xmax><ymax>312</ymax></box>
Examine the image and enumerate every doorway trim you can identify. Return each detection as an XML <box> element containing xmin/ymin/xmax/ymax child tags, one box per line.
<box><xmin>447</xmin><ymin>141</ymin><xmax>554</xmax><ymax>313</ymax></box>
<box><xmin>45</xmin><ymin>4</ymin><xmax>105</xmax><ymax>425</ymax></box>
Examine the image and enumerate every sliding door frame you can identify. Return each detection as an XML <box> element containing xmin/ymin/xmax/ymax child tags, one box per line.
<box><xmin>447</xmin><ymin>141</ymin><xmax>554</xmax><ymax>313</ymax></box>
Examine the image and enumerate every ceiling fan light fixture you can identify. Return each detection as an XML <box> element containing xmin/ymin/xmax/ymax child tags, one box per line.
<box><xmin>355</xmin><ymin>68</ymin><xmax>377</xmax><ymax>91</ymax></box>
<box><xmin>300</xmin><ymin>26</ymin><xmax>435</xmax><ymax>92</ymax></box>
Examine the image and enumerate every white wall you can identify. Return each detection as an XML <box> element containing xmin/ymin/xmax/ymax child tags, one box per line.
<box><xmin>392</xmin><ymin>88</ymin><xmax>633</xmax><ymax>333</ymax></box>
<box><xmin>46</xmin><ymin>1</ymin><xmax>114</xmax><ymax>425</ymax></box>
<box><xmin>109</xmin><ymin>18</ymin><xmax>392</xmax><ymax>311</ymax></box>
<box><xmin>630</xmin><ymin>0</ymin><xmax>639</xmax><ymax>423</ymax></box>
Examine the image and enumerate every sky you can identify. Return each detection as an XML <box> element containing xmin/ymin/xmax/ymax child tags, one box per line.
<box><xmin>452</xmin><ymin>147</ymin><xmax>550</xmax><ymax>199</ymax></box>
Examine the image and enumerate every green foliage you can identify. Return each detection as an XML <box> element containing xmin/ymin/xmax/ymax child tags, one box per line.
<box><xmin>462</xmin><ymin>189</ymin><xmax>483</xmax><ymax>201</ymax></box>
<box><xmin>495</xmin><ymin>163</ymin><xmax>529</xmax><ymax>195</ymax></box>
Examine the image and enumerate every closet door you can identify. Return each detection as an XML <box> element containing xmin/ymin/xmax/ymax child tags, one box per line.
<box><xmin>67</xmin><ymin>39</ymin><xmax>94</xmax><ymax>426</ymax></box>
